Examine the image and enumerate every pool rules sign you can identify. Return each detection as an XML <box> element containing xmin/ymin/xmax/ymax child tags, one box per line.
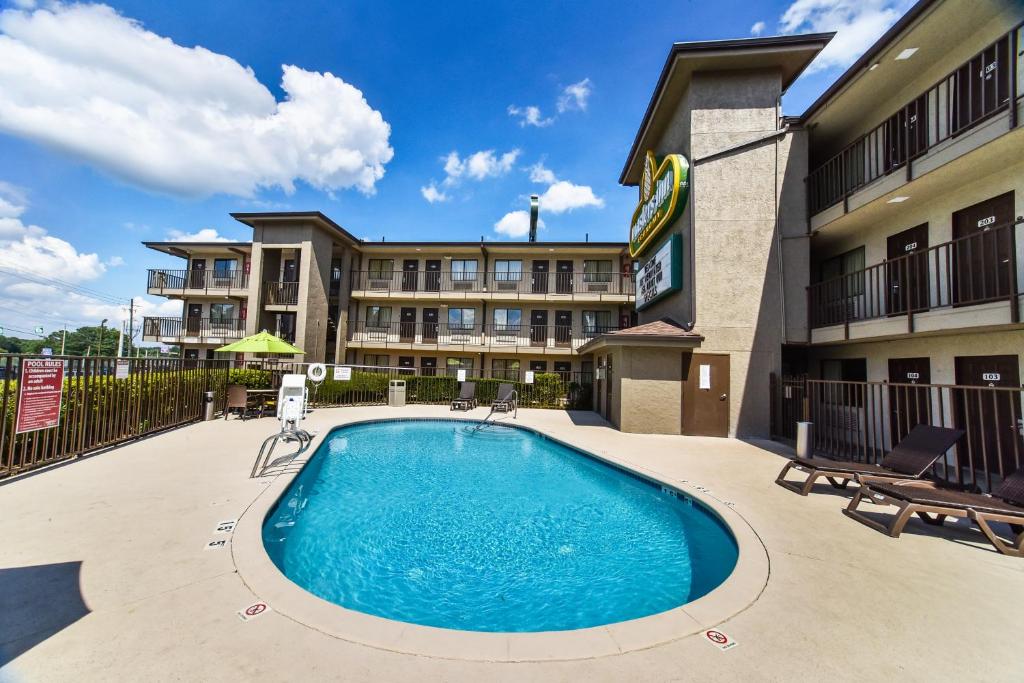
<box><xmin>16</xmin><ymin>358</ymin><xmax>65</xmax><ymax>434</ymax></box>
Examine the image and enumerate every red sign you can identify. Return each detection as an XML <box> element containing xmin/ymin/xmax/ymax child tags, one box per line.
<box><xmin>16</xmin><ymin>358</ymin><xmax>65</xmax><ymax>434</ymax></box>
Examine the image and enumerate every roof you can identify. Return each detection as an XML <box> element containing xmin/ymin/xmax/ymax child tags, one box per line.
<box><xmin>230</xmin><ymin>211</ymin><xmax>361</xmax><ymax>246</ymax></box>
<box><xmin>577</xmin><ymin>318</ymin><xmax>704</xmax><ymax>354</ymax></box>
<box><xmin>799</xmin><ymin>0</ymin><xmax>936</xmax><ymax>122</ymax></box>
<box><xmin>142</xmin><ymin>241</ymin><xmax>252</xmax><ymax>258</ymax></box>
<box><xmin>620</xmin><ymin>32</ymin><xmax>834</xmax><ymax>185</ymax></box>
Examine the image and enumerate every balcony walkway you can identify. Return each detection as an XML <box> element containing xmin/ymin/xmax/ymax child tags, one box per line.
<box><xmin>1</xmin><ymin>405</ymin><xmax>1021</xmax><ymax>680</ymax></box>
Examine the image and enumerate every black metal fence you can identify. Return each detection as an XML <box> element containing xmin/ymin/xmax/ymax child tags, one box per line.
<box><xmin>771</xmin><ymin>375</ymin><xmax>1024</xmax><ymax>491</ymax></box>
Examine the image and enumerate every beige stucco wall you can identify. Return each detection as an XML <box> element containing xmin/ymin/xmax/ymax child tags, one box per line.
<box><xmin>634</xmin><ymin>69</ymin><xmax>801</xmax><ymax>437</ymax></box>
<box><xmin>617</xmin><ymin>346</ymin><xmax>683</xmax><ymax>435</ymax></box>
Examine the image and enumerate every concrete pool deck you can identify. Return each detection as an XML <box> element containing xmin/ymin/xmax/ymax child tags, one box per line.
<box><xmin>2</xmin><ymin>406</ymin><xmax>1022</xmax><ymax>681</ymax></box>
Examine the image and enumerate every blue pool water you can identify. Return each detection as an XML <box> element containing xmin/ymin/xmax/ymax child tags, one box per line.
<box><xmin>262</xmin><ymin>419</ymin><xmax>738</xmax><ymax>632</ymax></box>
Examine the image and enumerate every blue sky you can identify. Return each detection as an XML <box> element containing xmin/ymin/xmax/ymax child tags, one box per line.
<box><xmin>0</xmin><ymin>0</ymin><xmax>914</xmax><ymax>336</ymax></box>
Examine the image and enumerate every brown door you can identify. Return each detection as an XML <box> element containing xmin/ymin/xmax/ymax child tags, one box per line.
<box><xmin>186</xmin><ymin>303</ymin><xmax>202</xmax><ymax>335</ymax></box>
<box><xmin>682</xmin><ymin>353</ymin><xmax>730</xmax><ymax>437</ymax></box>
<box><xmin>424</xmin><ymin>260</ymin><xmax>441</xmax><ymax>292</ymax></box>
<box><xmin>189</xmin><ymin>260</ymin><xmax>205</xmax><ymax>289</ymax></box>
<box><xmin>952</xmin><ymin>192</ymin><xmax>1014</xmax><ymax>306</ymax></box>
<box><xmin>886</xmin><ymin>223</ymin><xmax>929</xmax><ymax>315</ymax></box>
<box><xmin>887</xmin><ymin>357</ymin><xmax>932</xmax><ymax>445</ymax></box>
<box><xmin>402</xmin><ymin>260</ymin><xmax>419</xmax><ymax>292</ymax></box>
<box><xmin>530</xmin><ymin>360</ymin><xmax>547</xmax><ymax>373</ymax></box>
<box><xmin>531</xmin><ymin>260</ymin><xmax>549</xmax><ymax>294</ymax></box>
<box><xmin>399</xmin><ymin>307</ymin><xmax>416</xmax><ymax>341</ymax></box>
<box><xmin>422</xmin><ymin>308</ymin><xmax>438</xmax><ymax>342</ymax></box>
<box><xmin>530</xmin><ymin>310</ymin><xmax>548</xmax><ymax>347</ymax></box>
<box><xmin>954</xmin><ymin>355</ymin><xmax>1023</xmax><ymax>483</ymax></box>
<box><xmin>398</xmin><ymin>356</ymin><xmax>415</xmax><ymax>374</ymax></box>
<box><xmin>420</xmin><ymin>357</ymin><xmax>437</xmax><ymax>376</ymax></box>
<box><xmin>555</xmin><ymin>260</ymin><xmax>574</xmax><ymax>294</ymax></box>
<box><xmin>554</xmin><ymin>310</ymin><xmax>572</xmax><ymax>346</ymax></box>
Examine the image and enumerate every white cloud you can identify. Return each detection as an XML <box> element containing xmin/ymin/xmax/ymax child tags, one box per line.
<box><xmin>751</xmin><ymin>21</ymin><xmax>766</xmax><ymax>36</ymax></box>
<box><xmin>507</xmin><ymin>104</ymin><xmax>554</xmax><ymax>128</ymax></box>
<box><xmin>494</xmin><ymin>210</ymin><xmax>545</xmax><ymax>239</ymax></box>
<box><xmin>106</xmin><ymin>255</ymin><xmax>125</xmax><ymax>267</ymax></box>
<box><xmin>528</xmin><ymin>162</ymin><xmax>557</xmax><ymax>184</ymax></box>
<box><xmin>0</xmin><ymin>3</ymin><xmax>394</xmax><ymax>197</ymax></box>
<box><xmin>538</xmin><ymin>180</ymin><xmax>604</xmax><ymax>213</ymax></box>
<box><xmin>424</xmin><ymin>148</ymin><xmax>520</xmax><ymax>200</ymax></box>
<box><xmin>557</xmin><ymin>78</ymin><xmax>592</xmax><ymax>113</ymax></box>
<box><xmin>420</xmin><ymin>183</ymin><xmax>448</xmax><ymax>203</ymax></box>
<box><xmin>779</xmin><ymin>0</ymin><xmax>914</xmax><ymax>73</ymax></box>
<box><xmin>166</xmin><ymin>228</ymin><xmax>230</xmax><ymax>242</ymax></box>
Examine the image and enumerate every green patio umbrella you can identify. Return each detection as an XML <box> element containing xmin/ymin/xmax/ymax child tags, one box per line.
<box><xmin>214</xmin><ymin>330</ymin><xmax>304</xmax><ymax>355</ymax></box>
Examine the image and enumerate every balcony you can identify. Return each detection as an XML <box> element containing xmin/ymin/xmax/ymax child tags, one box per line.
<box><xmin>346</xmin><ymin>321</ymin><xmax>621</xmax><ymax>353</ymax></box>
<box><xmin>807</xmin><ymin>25</ymin><xmax>1022</xmax><ymax>219</ymax></box>
<box><xmin>142</xmin><ymin>317</ymin><xmax>247</xmax><ymax>343</ymax></box>
<box><xmin>146</xmin><ymin>269</ymin><xmax>249</xmax><ymax>296</ymax></box>
<box><xmin>350</xmin><ymin>270</ymin><xmax>634</xmax><ymax>301</ymax></box>
<box><xmin>263</xmin><ymin>281</ymin><xmax>300</xmax><ymax>306</ymax></box>
<box><xmin>808</xmin><ymin>220</ymin><xmax>1022</xmax><ymax>343</ymax></box>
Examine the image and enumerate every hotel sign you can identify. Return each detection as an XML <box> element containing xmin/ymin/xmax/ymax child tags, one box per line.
<box><xmin>635</xmin><ymin>234</ymin><xmax>682</xmax><ymax>311</ymax></box>
<box><xmin>629</xmin><ymin>151</ymin><xmax>689</xmax><ymax>257</ymax></box>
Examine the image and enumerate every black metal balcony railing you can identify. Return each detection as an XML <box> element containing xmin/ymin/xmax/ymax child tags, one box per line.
<box><xmin>146</xmin><ymin>269</ymin><xmax>249</xmax><ymax>294</ymax></box>
<box><xmin>808</xmin><ymin>26</ymin><xmax>1022</xmax><ymax>215</ymax></box>
<box><xmin>808</xmin><ymin>220</ymin><xmax>1021</xmax><ymax>330</ymax></box>
<box><xmin>771</xmin><ymin>376</ymin><xmax>1023</xmax><ymax>493</ymax></box>
<box><xmin>350</xmin><ymin>270</ymin><xmax>635</xmax><ymax>297</ymax></box>
<box><xmin>264</xmin><ymin>281</ymin><xmax>300</xmax><ymax>305</ymax></box>
<box><xmin>142</xmin><ymin>317</ymin><xmax>247</xmax><ymax>340</ymax></box>
<box><xmin>346</xmin><ymin>321</ymin><xmax>621</xmax><ymax>350</ymax></box>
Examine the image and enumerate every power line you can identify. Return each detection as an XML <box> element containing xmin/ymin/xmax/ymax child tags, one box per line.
<box><xmin>0</xmin><ymin>261</ymin><xmax>129</xmax><ymax>302</ymax></box>
<box><xmin>0</xmin><ymin>264</ymin><xmax>128</xmax><ymax>305</ymax></box>
<box><xmin>0</xmin><ymin>322</ymin><xmax>46</xmax><ymax>338</ymax></box>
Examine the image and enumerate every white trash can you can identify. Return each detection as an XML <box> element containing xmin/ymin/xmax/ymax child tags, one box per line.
<box><xmin>388</xmin><ymin>380</ymin><xmax>406</xmax><ymax>407</ymax></box>
<box><xmin>796</xmin><ymin>421</ymin><xmax>814</xmax><ymax>459</ymax></box>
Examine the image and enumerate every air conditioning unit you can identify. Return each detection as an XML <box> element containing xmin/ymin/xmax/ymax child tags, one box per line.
<box><xmin>818</xmin><ymin>404</ymin><xmax>866</xmax><ymax>451</ymax></box>
<box><xmin>586</xmin><ymin>283</ymin><xmax>609</xmax><ymax>292</ymax></box>
<box><xmin>453</xmin><ymin>281</ymin><xmax>473</xmax><ymax>291</ymax></box>
<box><xmin>496</xmin><ymin>282</ymin><xmax>518</xmax><ymax>291</ymax></box>
<box><xmin>369</xmin><ymin>280</ymin><xmax>391</xmax><ymax>290</ymax></box>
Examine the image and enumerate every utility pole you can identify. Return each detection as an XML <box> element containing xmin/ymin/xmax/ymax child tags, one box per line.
<box><xmin>127</xmin><ymin>298</ymin><xmax>134</xmax><ymax>358</ymax></box>
<box><xmin>60</xmin><ymin>324</ymin><xmax>67</xmax><ymax>355</ymax></box>
<box><xmin>98</xmin><ymin>318</ymin><xmax>108</xmax><ymax>357</ymax></box>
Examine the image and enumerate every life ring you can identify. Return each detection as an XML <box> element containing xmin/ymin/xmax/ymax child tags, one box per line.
<box><xmin>307</xmin><ymin>363</ymin><xmax>327</xmax><ymax>382</ymax></box>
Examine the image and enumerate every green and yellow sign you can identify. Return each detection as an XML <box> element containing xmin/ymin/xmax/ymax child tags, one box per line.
<box><xmin>629</xmin><ymin>151</ymin><xmax>689</xmax><ymax>258</ymax></box>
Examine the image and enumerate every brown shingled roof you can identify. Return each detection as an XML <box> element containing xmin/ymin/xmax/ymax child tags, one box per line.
<box><xmin>605</xmin><ymin>318</ymin><xmax>702</xmax><ymax>338</ymax></box>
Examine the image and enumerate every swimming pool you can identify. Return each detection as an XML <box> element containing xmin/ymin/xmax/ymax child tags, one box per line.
<box><xmin>262</xmin><ymin>419</ymin><xmax>738</xmax><ymax>633</ymax></box>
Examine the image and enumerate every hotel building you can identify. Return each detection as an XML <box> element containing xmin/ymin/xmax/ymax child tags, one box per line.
<box><xmin>143</xmin><ymin>0</ymin><xmax>1023</xmax><ymax>446</ymax></box>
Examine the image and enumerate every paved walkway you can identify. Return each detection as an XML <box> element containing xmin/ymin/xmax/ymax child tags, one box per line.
<box><xmin>1</xmin><ymin>406</ymin><xmax>1021</xmax><ymax>682</ymax></box>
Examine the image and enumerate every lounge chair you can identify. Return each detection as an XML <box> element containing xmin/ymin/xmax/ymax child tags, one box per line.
<box><xmin>775</xmin><ymin>424</ymin><xmax>964</xmax><ymax>496</ymax></box>
<box><xmin>450</xmin><ymin>382</ymin><xmax>477</xmax><ymax>411</ymax></box>
<box><xmin>491</xmin><ymin>383</ymin><xmax>517</xmax><ymax>413</ymax></box>
<box><xmin>844</xmin><ymin>469</ymin><xmax>1024</xmax><ymax>557</ymax></box>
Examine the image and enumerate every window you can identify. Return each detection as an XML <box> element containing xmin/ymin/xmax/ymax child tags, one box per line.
<box><xmin>446</xmin><ymin>357</ymin><xmax>474</xmax><ymax>376</ymax></box>
<box><xmin>366</xmin><ymin>306</ymin><xmax>392</xmax><ymax>329</ymax></box>
<box><xmin>819</xmin><ymin>247</ymin><xmax>865</xmax><ymax>294</ymax></box>
<box><xmin>492</xmin><ymin>308</ymin><xmax>522</xmax><ymax>335</ymax></box>
<box><xmin>368</xmin><ymin>259</ymin><xmax>394</xmax><ymax>279</ymax></box>
<box><xmin>582</xmin><ymin>310</ymin><xmax>613</xmax><ymax>334</ymax></box>
<box><xmin>821</xmin><ymin>358</ymin><xmax>867</xmax><ymax>382</ymax></box>
<box><xmin>209</xmin><ymin>303</ymin><xmax>235</xmax><ymax>322</ymax></box>
<box><xmin>363</xmin><ymin>354</ymin><xmax>389</xmax><ymax>368</ymax></box>
<box><xmin>493</xmin><ymin>260</ymin><xmax>522</xmax><ymax>281</ymax></box>
<box><xmin>492</xmin><ymin>359</ymin><xmax>520</xmax><ymax>381</ymax></box>
<box><xmin>451</xmin><ymin>259</ymin><xmax>478</xmax><ymax>282</ymax></box>
<box><xmin>583</xmin><ymin>260</ymin><xmax>613</xmax><ymax>283</ymax></box>
<box><xmin>213</xmin><ymin>258</ymin><xmax>237</xmax><ymax>276</ymax></box>
<box><xmin>447</xmin><ymin>307</ymin><xmax>476</xmax><ymax>331</ymax></box>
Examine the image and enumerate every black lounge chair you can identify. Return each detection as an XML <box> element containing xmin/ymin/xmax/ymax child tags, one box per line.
<box><xmin>491</xmin><ymin>383</ymin><xmax>517</xmax><ymax>413</ymax></box>
<box><xmin>450</xmin><ymin>382</ymin><xmax>477</xmax><ymax>411</ymax></box>
<box><xmin>775</xmin><ymin>424</ymin><xmax>964</xmax><ymax>496</ymax></box>
<box><xmin>844</xmin><ymin>469</ymin><xmax>1024</xmax><ymax>557</ymax></box>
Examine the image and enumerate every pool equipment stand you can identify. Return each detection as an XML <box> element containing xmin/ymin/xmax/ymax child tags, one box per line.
<box><xmin>251</xmin><ymin>374</ymin><xmax>313</xmax><ymax>477</ymax></box>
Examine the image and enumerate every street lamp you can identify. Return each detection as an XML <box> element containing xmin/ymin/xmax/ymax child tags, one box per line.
<box><xmin>98</xmin><ymin>318</ymin><xmax>108</xmax><ymax>356</ymax></box>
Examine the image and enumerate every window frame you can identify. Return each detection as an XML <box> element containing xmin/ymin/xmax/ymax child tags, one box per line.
<box><xmin>366</xmin><ymin>305</ymin><xmax>392</xmax><ymax>329</ymax></box>
<box><xmin>368</xmin><ymin>259</ymin><xmax>395</xmax><ymax>279</ymax></box>
<box><xmin>583</xmin><ymin>259</ymin><xmax>613</xmax><ymax>283</ymax></box>
<box><xmin>450</xmin><ymin>259</ymin><xmax>478</xmax><ymax>282</ymax></box>
<box><xmin>447</xmin><ymin>307</ymin><xmax>476</xmax><ymax>331</ymax></box>
<box><xmin>493</xmin><ymin>259</ymin><xmax>523</xmax><ymax>282</ymax></box>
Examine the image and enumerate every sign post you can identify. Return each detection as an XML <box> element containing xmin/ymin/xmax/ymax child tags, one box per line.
<box><xmin>16</xmin><ymin>358</ymin><xmax>65</xmax><ymax>434</ymax></box>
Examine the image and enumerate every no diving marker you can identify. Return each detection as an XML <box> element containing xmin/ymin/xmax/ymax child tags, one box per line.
<box><xmin>214</xmin><ymin>519</ymin><xmax>237</xmax><ymax>534</ymax></box>
<box><xmin>704</xmin><ymin>629</ymin><xmax>738</xmax><ymax>652</ymax></box>
<box><xmin>237</xmin><ymin>601</ymin><xmax>271</xmax><ymax>622</ymax></box>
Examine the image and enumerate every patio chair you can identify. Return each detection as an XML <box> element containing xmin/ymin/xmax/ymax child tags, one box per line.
<box><xmin>491</xmin><ymin>383</ymin><xmax>517</xmax><ymax>413</ymax></box>
<box><xmin>224</xmin><ymin>384</ymin><xmax>257</xmax><ymax>420</ymax></box>
<box><xmin>775</xmin><ymin>424</ymin><xmax>964</xmax><ymax>496</ymax></box>
<box><xmin>450</xmin><ymin>382</ymin><xmax>477</xmax><ymax>411</ymax></box>
<box><xmin>844</xmin><ymin>469</ymin><xmax>1024</xmax><ymax>557</ymax></box>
